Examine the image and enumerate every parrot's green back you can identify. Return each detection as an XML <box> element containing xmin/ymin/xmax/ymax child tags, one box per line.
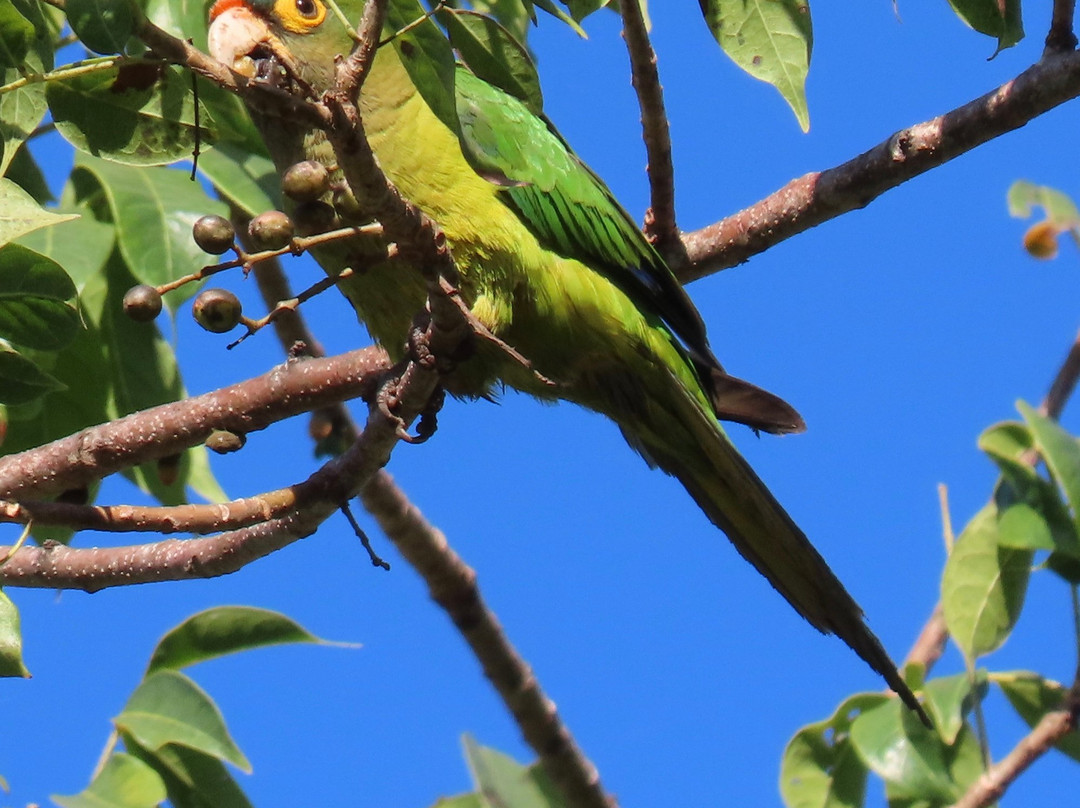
<box><xmin>210</xmin><ymin>0</ymin><xmax>923</xmax><ymax>716</ymax></box>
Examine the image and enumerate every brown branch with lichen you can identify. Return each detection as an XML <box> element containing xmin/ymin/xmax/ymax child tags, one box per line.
<box><xmin>677</xmin><ymin>49</ymin><xmax>1080</xmax><ymax>283</ymax></box>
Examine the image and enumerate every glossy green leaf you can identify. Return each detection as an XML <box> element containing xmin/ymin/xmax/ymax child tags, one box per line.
<box><xmin>125</xmin><ymin>734</ymin><xmax>254</xmax><ymax>808</ymax></box>
<box><xmin>0</xmin><ymin>177</ymin><xmax>77</xmax><ymax>246</ymax></box>
<box><xmin>849</xmin><ymin>698</ymin><xmax>955</xmax><ymax>801</ymax></box>
<box><xmin>73</xmin><ymin>155</ymin><xmax>228</xmax><ymax>294</ymax></box>
<box><xmin>921</xmin><ymin>671</ymin><xmax>985</xmax><ymax>746</ymax></box>
<box><xmin>115</xmin><ymin>670</ymin><xmax>251</xmax><ymax>772</ymax></box>
<box><xmin>997</xmin><ymin>670</ymin><xmax>1080</xmax><ymax>762</ymax></box>
<box><xmin>387</xmin><ymin>0</ymin><xmax>460</xmax><ymax>135</ymax></box>
<box><xmin>1008</xmin><ymin>180</ymin><xmax>1080</xmax><ymax>227</ymax></box>
<box><xmin>941</xmin><ymin>502</ymin><xmax>1031</xmax><ymax>658</ymax></box>
<box><xmin>53</xmin><ymin>753</ymin><xmax>167</xmax><ymax>808</ymax></box>
<box><xmin>0</xmin><ymin>589</ymin><xmax>30</xmax><ymax>677</ymax></box>
<box><xmin>0</xmin><ymin>0</ymin><xmax>34</xmax><ymax>68</ymax></box>
<box><xmin>197</xmin><ymin>142</ymin><xmax>280</xmax><ymax>218</ymax></box>
<box><xmin>780</xmin><ymin>693</ymin><xmax>885</xmax><ymax>808</ymax></box>
<box><xmin>0</xmin><ymin>346</ymin><xmax>64</xmax><ymax>403</ymax></box>
<box><xmin>0</xmin><ymin>243</ymin><xmax>80</xmax><ymax>350</ymax></box>
<box><xmin>440</xmin><ymin>9</ymin><xmax>542</xmax><ymax>113</ymax></box>
<box><xmin>947</xmin><ymin>0</ymin><xmax>1023</xmax><ymax>52</ymax></box>
<box><xmin>699</xmin><ymin>0</ymin><xmax>812</xmax><ymax>131</ymax></box>
<box><xmin>65</xmin><ymin>0</ymin><xmax>135</xmax><ymax>55</ymax></box>
<box><xmin>462</xmin><ymin>734</ymin><xmax>560</xmax><ymax>808</ymax></box>
<box><xmin>49</xmin><ymin>62</ymin><xmax>212</xmax><ymax>165</ymax></box>
<box><xmin>146</xmin><ymin>606</ymin><xmax>332</xmax><ymax>675</ymax></box>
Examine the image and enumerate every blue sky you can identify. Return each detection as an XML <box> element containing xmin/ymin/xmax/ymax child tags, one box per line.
<box><xmin>4</xmin><ymin>2</ymin><xmax>1080</xmax><ymax>806</ymax></box>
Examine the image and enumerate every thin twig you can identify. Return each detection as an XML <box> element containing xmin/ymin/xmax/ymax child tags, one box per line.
<box><xmin>618</xmin><ymin>0</ymin><xmax>678</xmax><ymax>257</ymax></box>
<box><xmin>677</xmin><ymin>49</ymin><xmax>1080</xmax><ymax>282</ymax></box>
<box><xmin>1040</xmin><ymin>328</ymin><xmax>1080</xmax><ymax>420</ymax></box>
<box><xmin>950</xmin><ymin>688</ymin><xmax>1080</xmax><ymax>808</ymax></box>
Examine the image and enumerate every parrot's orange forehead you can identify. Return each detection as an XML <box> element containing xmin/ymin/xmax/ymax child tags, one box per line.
<box><xmin>209</xmin><ymin>0</ymin><xmax>247</xmax><ymax>21</ymax></box>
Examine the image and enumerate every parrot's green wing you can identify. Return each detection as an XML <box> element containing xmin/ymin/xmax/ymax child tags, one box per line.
<box><xmin>454</xmin><ymin>68</ymin><xmax>710</xmax><ymax>360</ymax></box>
<box><xmin>454</xmin><ymin>67</ymin><xmax>802</xmax><ymax>434</ymax></box>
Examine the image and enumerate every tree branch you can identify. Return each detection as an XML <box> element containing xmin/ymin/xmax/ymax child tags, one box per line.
<box><xmin>618</xmin><ymin>0</ymin><xmax>678</xmax><ymax>257</ymax></box>
<box><xmin>677</xmin><ymin>49</ymin><xmax>1080</xmax><ymax>282</ymax></box>
<box><xmin>1046</xmin><ymin>0</ymin><xmax>1078</xmax><ymax>54</ymax></box>
<box><xmin>950</xmin><ymin>684</ymin><xmax>1080</xmax><ymax>808</ymax></box>
<box><xmin>360</xmin><ymin>473</ymin><xmax>617</xmax><ymax>808</ymax></box>
<box><xmin>0</xmin><ymin>347</ymin><xmax>390</xmax><ymax>502</ymax></box>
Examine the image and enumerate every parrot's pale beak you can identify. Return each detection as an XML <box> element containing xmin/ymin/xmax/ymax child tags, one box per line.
<box><xmin>208</xmin><ymin>1</ymin><xmax>310</xmax><ymax>95</ymax></box>
<box><xmin>207</xmin><ymin>2</ymin><xmax>270</xmax><ymax>78</ymax></box>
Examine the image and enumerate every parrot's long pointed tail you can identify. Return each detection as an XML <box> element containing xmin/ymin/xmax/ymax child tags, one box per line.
<box><xmin>629</xmin><ymin>375</ymin><xmax>929</xmax><ymax>723</ymax></box>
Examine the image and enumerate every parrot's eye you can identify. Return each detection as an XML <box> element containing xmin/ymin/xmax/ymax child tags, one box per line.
<box><xmin>272</xmin><ymin>0</ymin><xmax>325</xmax><ymax>31</ymax></box>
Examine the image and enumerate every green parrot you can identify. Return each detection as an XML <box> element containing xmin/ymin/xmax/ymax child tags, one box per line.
<box><xmin>207</xmin><ymin>0</ymin><xmax>924</xmax><ymax>715</ymax></box>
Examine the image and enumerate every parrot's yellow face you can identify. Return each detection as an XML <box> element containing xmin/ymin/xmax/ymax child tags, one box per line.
<box><xmin>208</xmin><ymin>0</ymin><xmax>335</xmax><ymax>91</ymax></box>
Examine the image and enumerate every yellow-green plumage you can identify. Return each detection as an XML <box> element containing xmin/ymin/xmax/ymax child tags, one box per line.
<box><xmin>209</xmin><ymin>0</ymin><xmax>924</xmax><ymax>717</ymax></box>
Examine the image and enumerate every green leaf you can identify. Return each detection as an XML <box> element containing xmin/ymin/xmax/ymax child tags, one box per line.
<box><xmin>0</xmin><ymin>177</ymin><xmax>77</xmax><ymax>246</ymax></box>
<box><xmin>780</xmin><ymin>693</ymin><xmax>885</xmax><ymax>808</ymax></box>
<box><xmin>1018</xmin><ymin>400</ymin><xmax>1080</xmax><ymax>530</ymax></box>
<box><xmin>462</xmin><ymin>734</ymin><xmax>561</xmax><ymax>808</ymax></box>
<box><xmin>941</xmin><ymin>502</ymin><xmax>1031</xmax><ymax>658</ymax></box>
<box><xmin>978</xmin><ymin>420</ymin><xmax>1033</xmax><ymax>469</ymax></box>
<box><xmin>142</xmin><ymin>0</ymin><xmax>210</xmax><ymax>51</ymax></box>
<box><xmin>16</xmin><ymin>204</ymin><xmax>116</xmax><ymax>289</ymax></box>
<box><xmin>5</xmin><ymin>142</ymin><xmax>52</xmax><ymax>202</ymax></box>
<box><xmin>563</xmin><ymin>0</ymin><xmax>607</xmax><ymax>21</ymax></box>
<box><xmin>0</xmin><ymin>589</ymin><xmax>30</xmax><ymax>677</ymax></box>
<box><xmin>73</xmin><ymin>155</ymin><xmax>228</xmax><ymax>295</ymax></box>
<box><xmin>0</xmin><ymin>243</ymin><xmax>80</xmax><ymax>350</ymax></box>
<box><xmin>387</xmin><ymin>0</ymin><xmax>460</xmax><ymax>135</ymax></box>
<box><xmin>469</xmin><ymin>0</ymin><xmax>533</xmax><ymax>46</ymax></box>
<box><xmin>0</xmin><ymin>46</ymin><xmax>48</xmax><ymax>176</ymax></box>
<box><xmin>698</xmin><ymin>0</ymin><xmax>812</xmax><ymax>131</ymax></box>
<box><xmin>0</xmin><ymin>346</ymin><xmax>64</xmax><ymax>403</ymax></box>
<box><xmin>849</xmin><ymin>698</ymin><xmax>956</xmax><ymax>801</ymax></box>
<box><xmin>115</xmin><ymin>670</ymin><xmax>252</xmax><ymax>772</ymax></box>
<box><xmin>440</xmin><ymin>9</ymin><xmax>543</xmax><ymax>114</ymax></box>
<box><xmin>432</xmin><ymin>794</ymin><xmax>486</xmax><ymax>808</ymax></box>
<box><xmin>947</xmin><ymin>0</ymin><xmax>1023</xmax><ymax>52</ymax></box>
<box><xmin>921</xmin><ymin>671</ymin><xmax>986</xmax><ymax>746</ymax></box>
<box><xmin>997</xmin><ymin>670</ymin><xmax>1080</xmax><ymax>763</ymax></box>
<box><xmin>65</xmin><ymin>0</ymin><xmax>136</xmax><ymax>55</ymax></box>
<box><xmin>125</xmin><ymin>735</ymin><xmax>254</xmax><ymax>808</ymax></box>
<box><xmin>53</xmin><ymin>753</ymin><xmax>167</xmax><ymax>808</ymax></box>
<box><xmin>197</xmin><ymin>142</ymin><xmax>280</xmax><ymax>218</ymax></box>
<box><xmin>49</xmin><ymin>62</ymin><xmax>213</xmax><ymax>165</ymax></box>
<box><xmin>1008</xmin><ymin>180</ymin><xmax>1080</xmax><ymax>227</ymax></box>
<box><xmin>146</xmin><ymin>606</ymin><xmax>333</xmax><ymax>675</ymax></box>
<box><xmin>532</xmin><ymin>0</ymin><xmax>586</xmax><ymax>36</ymax></box>
<box><xmin>0</xmin><ymin>0</ymin><xmax>34</xmax><ymax>68</ymax></box>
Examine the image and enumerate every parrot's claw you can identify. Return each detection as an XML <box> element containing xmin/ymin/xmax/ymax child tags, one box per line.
<box><xmin>375</xmin><ymin>380</ymin><xmax>443</xmax><ymax>445</ymax></box>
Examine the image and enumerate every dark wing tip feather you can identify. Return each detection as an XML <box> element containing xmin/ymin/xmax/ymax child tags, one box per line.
<box><xmin>708</xmin><ymin>370</ymin><xmax>806</xmax><ymax>435</ymax></box>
